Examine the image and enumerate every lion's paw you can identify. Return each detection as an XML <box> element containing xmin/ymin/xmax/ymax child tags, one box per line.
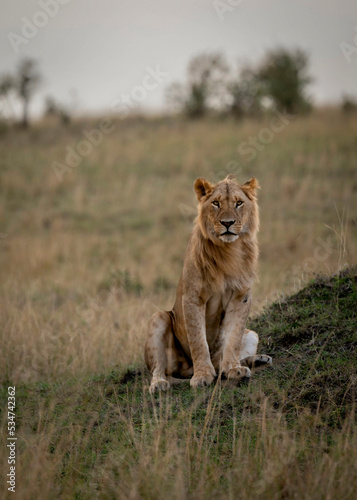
<box><xmin>254</xmin><ymin>355</ymin><xmax>273</xmax><ymax>367</ymax></box>
<box><xmin>149</xmin><ymin>378</ymin><xmax>170</xmax><ymax>394</ymax></box>
<box><xmin>190</xmin><ymin>367</ymin><xmax>216</xmax><ymax>388</ymax></box>
<box><xmin>227</xmin><ymin>365</ymin><xmax>251</xmax><ymax>381</ymax></box>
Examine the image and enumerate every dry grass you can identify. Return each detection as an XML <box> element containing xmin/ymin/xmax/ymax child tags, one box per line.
<box><xmin>0</xmin><ymin>110</ymin><xmax>356</xmax><ymax>499</ymax></box>
<box><xmin>0</xmin><ymin>109</ymin><xmax>356</xmax><ymax>384</ymax></box>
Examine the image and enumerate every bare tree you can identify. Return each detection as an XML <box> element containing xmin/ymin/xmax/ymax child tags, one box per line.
<box><xmin>0</xmin><ymin>74</ymin><xmax>15</xmax><ymax>122</ymax></box>
<box><xmin>16</xmin><ymin>58</ymin><xmax>42</xmax><ymax>128</ymax></box>
<box><xmin>186</xmin><ymin>52</ymin><xmax>229</xmax><ymax>117</ymax></box>
<box><xmin>166</xmin><ymin>52</ymin><xmax>229</xmax><ymax>118</ymax></box>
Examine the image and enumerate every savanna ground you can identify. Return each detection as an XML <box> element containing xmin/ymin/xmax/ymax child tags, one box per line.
<box><xmin>0</xmin><ymin>109</ymin><xmax>356</xmax><ymax>498</ymax></box>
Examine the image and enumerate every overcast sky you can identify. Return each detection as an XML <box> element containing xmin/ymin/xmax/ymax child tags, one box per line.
<box><xmin>1</xmin><ymin>0</ymin><xmax>357</xmax><ymax>117</ymax></box>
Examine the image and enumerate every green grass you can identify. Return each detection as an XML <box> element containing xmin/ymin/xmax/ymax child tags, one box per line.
<box><xmin>1</xmin><ymin>268</ymin><xmax>356</xmax><ymax>499</ymax></box>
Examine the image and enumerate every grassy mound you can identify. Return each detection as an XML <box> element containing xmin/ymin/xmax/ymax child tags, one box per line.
<box><xmin>1</xmin><ymin>268</ymin><xmax>356</xmax><ymax>499</ymax></box>
<box><xmin>250</xmin><ymin>266</ymin><xmax>357</xmax><ymax>424</ymax></box>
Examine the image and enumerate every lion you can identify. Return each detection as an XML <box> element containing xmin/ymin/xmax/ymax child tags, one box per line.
<box><xmin>145</xmin><ymin>174</ymin><xmax>272</xmax><ymax>393</ymax></box>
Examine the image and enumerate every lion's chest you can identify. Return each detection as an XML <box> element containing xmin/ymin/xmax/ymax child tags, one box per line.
<box><xmin>205</xmin><ymin>290</ymin><xmax>233</xmax><ymax>348</ymax></box>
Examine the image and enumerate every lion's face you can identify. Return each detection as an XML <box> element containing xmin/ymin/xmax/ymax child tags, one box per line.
<box><xmin>194</xmin><ymin>175</ymin><xmax>259</xmax><ymax>244</ymax></box>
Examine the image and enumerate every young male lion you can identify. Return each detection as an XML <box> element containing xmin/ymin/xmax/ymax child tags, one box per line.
<box><xmin>145</xmin><ymin>174</ymin><xmax>272</xmax><ymax>393</ymax></box>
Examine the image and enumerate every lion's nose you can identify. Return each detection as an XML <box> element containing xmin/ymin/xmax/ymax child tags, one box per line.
<box><xmin>220</xmin><ymin>220</ymin><xmax>236</xmax><ymax>228</ymax></box>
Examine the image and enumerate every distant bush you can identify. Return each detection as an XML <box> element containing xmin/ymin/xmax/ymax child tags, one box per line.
<box><xmin>341</xmin><ymin>94</ymin><xmax>357</xmax><ymax>114</ymax></box>
<box><xmin>44</xmin><ymin>96</ymin><xmax>71</xmax><ymax>125</ymax></box>
<box><xmin>256</xmin><ymin>48</ymin><xmax>312</xmax><ymax>114</ymax></box>
<box><xmin>167</xmin><ymin>47</ymin><xmax>313</xmax><ymax>119</ymax></box>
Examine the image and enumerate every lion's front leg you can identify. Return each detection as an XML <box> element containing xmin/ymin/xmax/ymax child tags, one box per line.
<box><xmin>219</xmin><ymin>290</ymin><xmax>252</xmax><ymax>382</ymax></box>
<box><xmin>182</xmin><ymin>296</ymin><xmax>216</xmax><ymax>388</ymax></box>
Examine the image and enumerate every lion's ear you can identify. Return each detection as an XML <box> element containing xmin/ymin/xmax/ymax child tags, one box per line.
<box><xmin>194</xmin><ymin>177</ymin><xmax>213</xmax><ymax>201</ymax></box>
<box><xmin>241</xmin><ymin>177</ymin><xmax>260</xmax><ymax>200</ymax></box>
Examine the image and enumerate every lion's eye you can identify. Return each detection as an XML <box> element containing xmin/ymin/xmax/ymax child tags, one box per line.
<box><xmin>212</xmin><ymin>201</ymin><xmax>220</xmax><ymax>207</ymax></box>
<box><xmin>235</xmin><ymin>201</ymin><xmax>243</xmax><ymax>208</ymax></box>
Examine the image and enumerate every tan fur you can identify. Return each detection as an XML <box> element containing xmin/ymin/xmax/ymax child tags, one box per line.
<box><xmin>145</xmin><ymin>175</ymin><xmax>272</xmax><ymax>392</ymax></box>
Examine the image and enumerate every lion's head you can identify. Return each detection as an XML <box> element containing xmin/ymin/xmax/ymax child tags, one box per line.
<box><xmin>194</xmin><ymin>174</ymin><xmax>259</xmax><ymax>244</ymax></box>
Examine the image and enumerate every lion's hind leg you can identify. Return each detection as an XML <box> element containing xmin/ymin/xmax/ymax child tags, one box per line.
<box><xmin>145</xmin><ymin>311</ymin><xmax>173</xmax><ymax>394</ymax></box>
<box><xmin>239</xmin><ymin>329</ymin><xmax>273</xmax><ymax>369</ymax></box>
